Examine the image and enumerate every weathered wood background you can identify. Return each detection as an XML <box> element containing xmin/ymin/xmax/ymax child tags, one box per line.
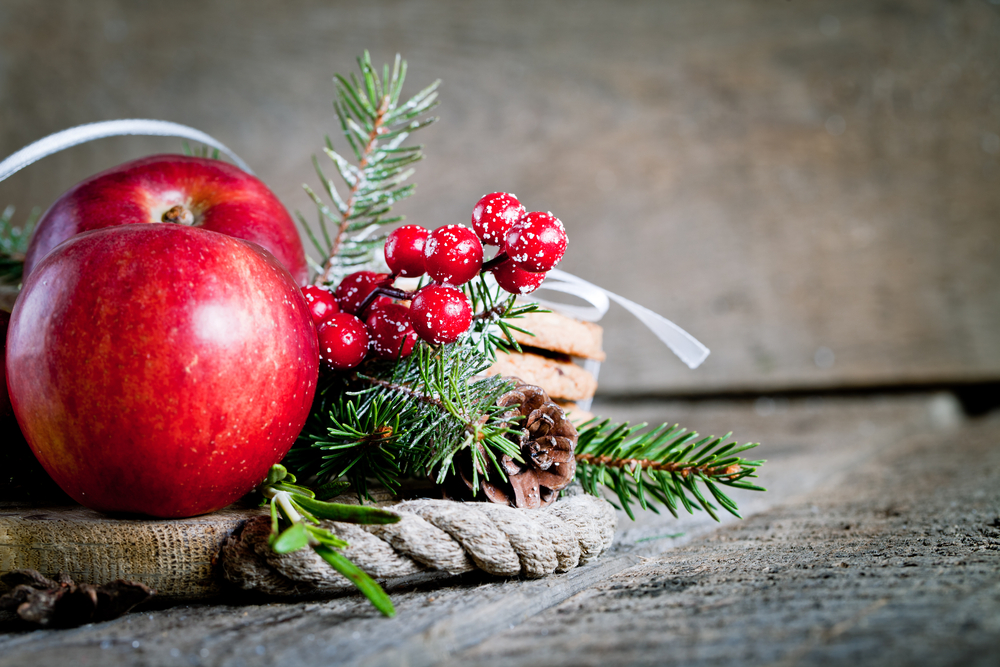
<box><xmin>1</xmin><ymin>0</ymin><xmax>997</xmax><ymax>395</ymax></box>
<box><xmin>2</xmin><ymin>5</ymin><xmax>998</xmax><ymax>663</ymax></box>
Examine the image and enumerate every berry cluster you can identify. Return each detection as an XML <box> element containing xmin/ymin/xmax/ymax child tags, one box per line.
<box><xmin>305</xmin><ymin>192</ymin><xmax>567</xmax><ymax>372</ymax></box>
<box><xmin>471</xmin><ymin>192</ymin><xmax>567</xmax><ymax>294</ymax></box>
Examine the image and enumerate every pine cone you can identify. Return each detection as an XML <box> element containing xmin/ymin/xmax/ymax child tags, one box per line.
<box><xmin>451</xmin><ymin>378</ymin><xmax>578</xmax><ymax>509</ymax></box>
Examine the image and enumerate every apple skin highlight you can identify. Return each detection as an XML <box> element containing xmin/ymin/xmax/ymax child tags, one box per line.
<box><xmin>22</xmin><ymin>154</ymin><xmax>309</xmax><ymax>285</ymax></box>
<box><xmin>6</xmin><ymin>224</ymin><xmax>319</xmax><ymax>518</ymax></box>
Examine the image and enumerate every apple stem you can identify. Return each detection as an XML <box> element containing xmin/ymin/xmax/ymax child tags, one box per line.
<box><xmin>161</xmin><ymin>205</ymin><xmax>194</xmax><ymax>225</ymax></box>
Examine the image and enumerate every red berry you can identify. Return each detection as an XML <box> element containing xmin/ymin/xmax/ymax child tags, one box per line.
<box><xmin>505</xmin><ymin>211</ymin><xmax>568</xmax><ymax>273</ymax></box>
<box><xmin>384</xmin><ymin>225</ymin><xmax>429</xmax><ymax>277</ymax></box>
<box><xmin>301</xmin><ymin>285</ymin><xmax>340</xmax><ymax>325</ymax></box>
<box><xmin>334</xmin><ymin>270</ymin><xmax>390</xmax><ymax>315</ymax></box>
<box><xmin>366</xmin><ymin>303</ymin><xmax>419</xmax><ymax>359</ymax></box>
<box><xmin>424</xmin><ymin>225</ymin><xmax>483</xmax><ymax>286</ymax></box>
<box><xmin>409</xmin><ymin>285</ymin><xmax>473</xmax><ymax>345</ymax></box>
<box><xmin>316</xmin><ymin>312</ymin><xmax>370</xmax><ymax>371</ymax></box>
<box><xmin>471</xmin><ymin>192</ymin><xmax>526</xmax><ymax>246</ymax></box>
<box><xmin>364</xmin><ymin>296</ymin><xmax>391</xmax><ymax>320</ymax></box>
<box><xmin>492</xmin><ymin>259</ymin><xmax>548</xmax><ymax>295</ymax></box>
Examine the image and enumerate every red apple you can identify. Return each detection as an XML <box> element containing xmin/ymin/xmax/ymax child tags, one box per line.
<box><xmin>22</xmin><ymin>154</ymin><xmax>308</xmax><ymax>285</ymax></box>
<box><xmin>6</xmin><ymin>224</ymin><xmax>319</xmax><ymax>517</ymax></box>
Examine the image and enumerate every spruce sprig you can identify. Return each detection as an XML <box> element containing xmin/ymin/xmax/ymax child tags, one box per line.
<box><xmin>288</xmin><ymin>338</ymin><xmax>523</xmax><ymax>500</ymax></box>
<box><xmin>303</xmin><ymin>51</ymin><xmax>440</xmax><ymax>286</ymax></box>
<box><xmin>286</xmin><ymin>384</ymin><xmax>418</xmax><ymax>500</ymax></box>
<box><xmin>362</xmin><ymin>342</ymin><xmax>520</xmax><ymax>484</ymax></box>
<box><xmin>463</xmin><ymin>274</ymin><xmax>546</xmax><ymax>361</ymax></box>
<box><xmin>0</xmin><ymin>204</ymin><xmax>40</xmax><ymax>283</ymax></box>
<box><xmin>574</xmin><ymin>419</ymin><xmax>765</xmax><ymax>521</ymax></box>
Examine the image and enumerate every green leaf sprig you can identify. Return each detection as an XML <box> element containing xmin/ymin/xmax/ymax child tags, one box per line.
<box><xmin>259</xmin><ymin>464</ymin><xmax>400</xmax><ymax>616</ymax></box>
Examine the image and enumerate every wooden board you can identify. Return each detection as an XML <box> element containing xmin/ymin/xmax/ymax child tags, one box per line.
<box><xmin>0</xmin><ymin>503</ymin><xmax>264</xmax><ymax>599</ymax></box>
<box><xmin>1</xmin><ymin>1</ymin><xmax>998</xmax><ymax>395</ymax></box>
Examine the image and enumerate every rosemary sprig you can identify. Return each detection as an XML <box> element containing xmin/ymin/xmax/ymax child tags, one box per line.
<box><xmin>258</xmin><ymin>464</ymin><xmax>400</xmax><ymax>616</ymax></box>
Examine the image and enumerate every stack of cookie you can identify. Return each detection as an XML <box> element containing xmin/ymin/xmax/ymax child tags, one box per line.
<box><xmin>485</xmin><ymin>310</ymin><xmax>604</xmax><ymax>424</ymax></box>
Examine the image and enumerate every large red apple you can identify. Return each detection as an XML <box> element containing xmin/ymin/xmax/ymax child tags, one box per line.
<box><xmin>22</xmin><ymin>154</ymin><xmax>308</xmax><ymax>285</ymax></box>
<box><xmin>6</xmin><ymin>224</ymin><xmax>319</xmax><ymax>517</ymax></box>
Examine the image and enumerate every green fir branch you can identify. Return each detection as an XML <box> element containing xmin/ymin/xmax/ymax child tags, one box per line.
<box><xmin>357</xmin><ymin>342</ymin><xmax>521</xmax><ymax>483</ymax></box>
<box><xmin>305</xmin><ymin>51</ymin><xmax>439</xmax><ymax>286</ymax></box>
<box><xmin>286</xmin><ymin>334</ymin><xmax>525</xmax><ymax>501</ymax></box>
<box><xmin>574</xmin><ymin>419</ymin><xmax>765</xmax><ymax>521</ymax></box>
<box><xmin>462</xmin><ymin>274</ymin><xmax>547</xmax><ymax>361</ymax></box>
<box><xmin>285</xmin><ymin>387</ymin><xmax>418</xmax><ymax>501</ymax></box>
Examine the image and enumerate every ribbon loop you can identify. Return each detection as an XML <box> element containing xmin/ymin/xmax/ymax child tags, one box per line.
<box><xmin>0</xmin><ymin>119</ymin><xmax>253</xmax><ymax>184</ymax></box>
<box><xmin>535</xmin><ymin>269</ymin><xmax>710</xmax><ymax>369</ymax></box>
<box><xmin>530</xmin><ymin>274</ymin><xmax>610</xmax><ymax>322</ymax></box>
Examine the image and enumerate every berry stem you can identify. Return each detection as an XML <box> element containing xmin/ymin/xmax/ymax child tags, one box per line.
<box><xmin>356</xmin><ymin>284</ymin><xmax>411</xmax><ymax>317</ymax></box>
<box><xmin>480</xmin><ymin>251</ymin><xmax>510</xmax><ymax>272</ymax></box>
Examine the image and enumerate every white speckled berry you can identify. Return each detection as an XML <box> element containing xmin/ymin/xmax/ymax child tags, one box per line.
<box><xmin>505</xmin><ymin>211</ymin><xmax>567</xmax><ymax>273</ymax></box>
<box><xmin>408</xmin><ymin>284</ymin><xmax>473</xmax><ymax>345</ymax></box>
<box><xmin>471</xmin><ymin>192</ymin><xmax>526</xmax><ymax>246</ymax></box>
<box><xmin>424</xmin><ymin>225</ymin><xmax>484</xmax><ymax>286</ymax></box>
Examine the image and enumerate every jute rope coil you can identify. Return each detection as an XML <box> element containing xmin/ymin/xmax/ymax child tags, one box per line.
<box><xmin>220</xmin><ymin>494</ymin><xmax>617</xmax><ymax>596</ymax></box>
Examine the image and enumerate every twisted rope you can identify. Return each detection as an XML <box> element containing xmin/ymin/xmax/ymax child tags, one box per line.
<box><xmin>220</xmin><ymin>494</ymin><xmax>617</xmax><ymax>596</ymax></box>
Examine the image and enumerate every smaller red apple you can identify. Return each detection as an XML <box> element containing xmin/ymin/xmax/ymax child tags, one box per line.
<box><xmin>23</xmin><ymin>154</ymin><xmax>308</xmax><ymax>285</ymax></box>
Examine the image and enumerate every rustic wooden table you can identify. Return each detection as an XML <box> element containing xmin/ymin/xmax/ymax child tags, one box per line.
<box><xmin>2</xmin><ymin>393</ymin><xmax>996</xmax><ymax>666</ymax></box>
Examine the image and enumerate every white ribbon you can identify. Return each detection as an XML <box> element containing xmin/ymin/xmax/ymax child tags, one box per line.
<box><xmin>532</xmin><ymin>268</ymin><xmax>710</xmax><ymax>369</ymax></box>
<box><xmin>0</xmin><ymin>119</ymin><xmax>253</xmax><ymax>183</ymax></box>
